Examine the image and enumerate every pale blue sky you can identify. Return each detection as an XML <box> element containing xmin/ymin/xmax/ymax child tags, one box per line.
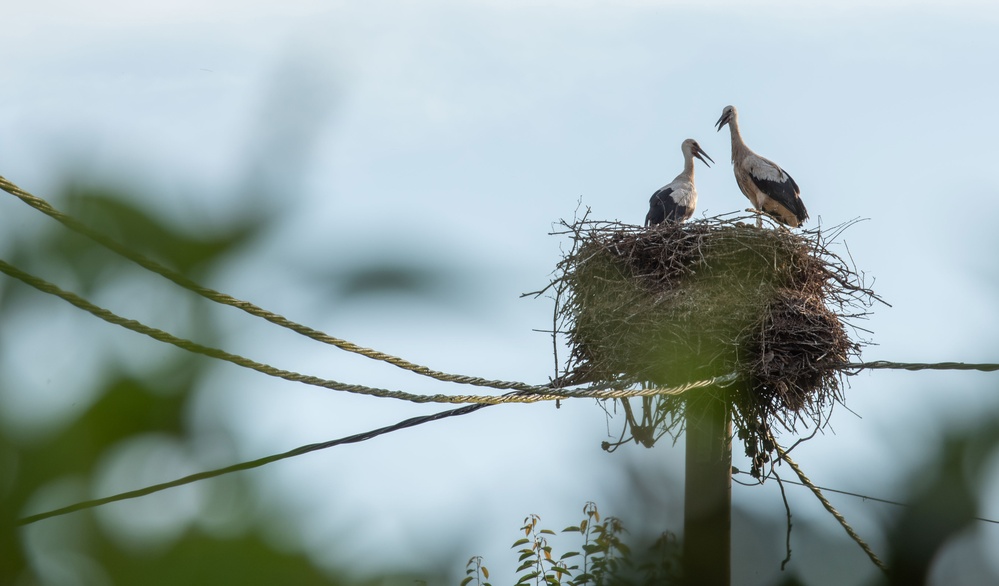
<box><xmin>4</xmin><ymin>2</ymin><xmax>999</xmax><ymax>584</ymax></box>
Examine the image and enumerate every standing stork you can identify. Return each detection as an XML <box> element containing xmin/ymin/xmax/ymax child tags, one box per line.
<box><xmin>715</xmin><ymin>105</ymin><xmax>808</xmax><ymax>228</ymax></box>
<box><xmin>645</xmin><ymin>138</ymin><xmax>714</xmax><ymax>226</ymax></box>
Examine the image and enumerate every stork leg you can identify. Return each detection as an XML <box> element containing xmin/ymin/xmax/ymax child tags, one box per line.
<box><xmin>755</xmin><ymin>198</ymin><xmax>766</xmax><ymax>228</ymax></box>
<box><xmin>744</xmin><ymin>207</ymin><xmax>764</xmax><ymax>228</ymax></box>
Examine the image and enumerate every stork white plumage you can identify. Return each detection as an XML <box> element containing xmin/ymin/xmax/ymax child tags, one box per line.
<box><xmin>645</xmin><ymin>138</ymin><xmax>714</xmax><ymax>226</ymax></box>
<box><xmin>715</xmin><ymin>105</ymin><xmax>808</xmax><ymax>228</ymax></box>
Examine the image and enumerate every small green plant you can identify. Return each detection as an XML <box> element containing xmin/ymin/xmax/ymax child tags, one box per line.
<box><xmin>560</xmin><ymin>502</ymin><xmax>629</xmax><ymax>585</ymax></box>
<box><xmin>462</xmin><ymin>555</ymin><xmax>492</xmax><ymax>586</ymax></box>
<box><xmin>468</xmin><ymin>502</ymin><xmax>680</xmax><ymax>585</ymax></box>
<box><xmin>637</xmin><ymin>531</ymin><xmax>682</xmax><ymax>584</ymax></box>
<box><xmin>511</xmin><ymin>513</ymin><xmax>571</xmax><ymax>585</ymax></box>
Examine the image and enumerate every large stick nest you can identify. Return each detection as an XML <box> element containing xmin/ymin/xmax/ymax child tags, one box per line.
<box><xmin>541</xmin><ymin>213</ymin><xmax>883</xmax><ymax>476</ymax></box>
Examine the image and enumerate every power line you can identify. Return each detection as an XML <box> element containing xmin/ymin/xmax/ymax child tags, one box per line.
<box><xmin>16</xmin><ymin>402</ymin><xmax>492</xmax><ymax>526</ymax></box>
<box><xmin>5</xmin><ymin>175</ymin><xmax>999</xmax><ymax>565</ymax></box>
<box><xmin>843</xmin><ymin>361</ymin><xmax>999</xmax><ymax>373</ymax></box>
<box><xmin>776</xmin><ymin>448</ymin><xmax>889</xmax><ymax>573</ymax></box>
<box><xmin>0</xmin><ymin>257</ymin><xmax>464</xmax><ymax>405</ymax></box>
<box><xmin>4</xmin><ymin>252</ymin><xmax>995</xmax><ymax>408</ymax></box>
<box><xmin>734</xmin><ymin>469</ymin><xmax>999</xmax><ymax>526</ymax></box>
<box><xmin>0</xmin><ymin>256</ymin><xmax>737</xmax><ymax>404</ymax></box>
<box><xmin>3</xmin><ymin>175</ymin><xmax>995</xmax><ymax>407</ymax></box>
<box><xmin>0</xmin><ymin>174</ymin><xmax>542</xmax><ymax>394</ymax></box>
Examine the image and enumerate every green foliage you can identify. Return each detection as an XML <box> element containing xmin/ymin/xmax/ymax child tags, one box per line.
<box><xmin>462</xmin><ymin>556</ymin><xmax>492</xmax><ymax>586</ymax></box>
<box><xmin>0</xmin><ymin>184</ymin><xmax>440</xmax><ymax>586</ymax></box>
<box><xmin>58</xmin><ymin>184</ymin><xmax>268</xmax><ymax>279</ymax></box>
<box><xmin>561</xmin><ymin>501</ymin><xmax>629</xmax><ymax>584</ymax></box>
<box><xmin>510</xmin><ymin>513</ymin><xmax>568</xmax><ymax>585</ymax></box>
<box><xmin>471</xmin><ymin>502</ymin><xmax>680</xmax><ymax>586</ymax></box>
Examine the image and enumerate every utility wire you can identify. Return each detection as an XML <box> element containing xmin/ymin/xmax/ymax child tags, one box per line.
<box><xmin>0</xmin><ymin>174</ymin><xmax>541</xmax><ymax>393</ymax></box>
<box><xmin>734</xmin><ymin>470</ymin><xmax>999</xmax><ymax>526</ymax></box>
<box><xmin>4</xmin><ymin>249</ymin><xmax>994</xmax><ymax>408</ymax></box>
<box><xmin>0</xmin><ymin>256</ymin><xmax>736</xmax><ymax>405</ymax></box>
<box><xmin>843</xmin><ymin>361</ymin><xmax>999</xmax><ymax>373</ymax></box>
<box><xmin>10</xmin><ymin>373</ymin><xmax>730</xmax><ymax>525</ymax></box>
<box><xmin>0</xmin><ymin>257</ymin><xmax>473</xmax><ymax>405</ymax></box>
<box><xmin>16</xmin><ymin>402</ymin><xmax>492</xmax><ymax>526</ymax></box>
<box><xmin>3</xmin><ymin>175</ymin><xmax>995</xmax><ymax>401</ymax></box>
<box><xmin>777</xmin><ymin>447</ymin><xmax>890</xmax><ymax>574</ymax></box>
<box><xmin>5</xmin><ymin>176</ymin><xmax>999</xmax><ymax>557</ymax></box>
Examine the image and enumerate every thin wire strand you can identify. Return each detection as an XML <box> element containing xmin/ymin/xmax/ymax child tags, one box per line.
<box><xmin>735</xmin><ymin>470</ymin><xmax>999</xmax><ymax>526</ymax></box>
<box><xmin>3</xmin><ymin>176</ymin><xmax>995</xmax><ymax>400</ymax></box>
<box><xmin>0</xmin><ymin>174</ymin><xmax>540</xmax><ymax>393</ymax></box>
<box><xmin>16</xmin><ymin>402</ymin><xmax>491</xmax><ymax>526</ymax></box>
<box><xmin>0</xmin><ymin>256</ymin><xmax>735</xmax><ymax>405</ymax></box>
<box><xmin>842</xmin><ymin>361</ymin><xmax>999</xmax><ymax>373</ymax></box>
<box><xmin>5</xmin><ymin>177</ymin><xmax>998</xmax><ymax>553</ymax></box>
<box><xmin>12</xmin><ymin>377</ymin><xmax>734</xmax><ymax>525</ymax></box>
<box><xmin>776</xmin><ymin>447</ymin><xmax>890</xmax><ymax>574</ymax></box>
<box><xmin>5</xmin><ymin>250</ymin><xmax>994</xmax><ymax>408</ymax></box>
<box><xmin>0</xmin><ymin>257</ymin><xmax>470</xmax><ymax>404</ymax></box>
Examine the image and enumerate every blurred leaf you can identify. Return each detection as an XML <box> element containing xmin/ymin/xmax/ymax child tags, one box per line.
<box><xmin>310</xmin><ymin>259</ymin><xmax>469</xmax><ymax>306</ymax></box>
<box><xmin>883</xmin><ymin>419</ymin><xmax>999</xmax><ymax>586</ymax></box>
<box><xmin>18</xmin><ymin>369</ymin><xmax>189</xmax><ymax>488</ymax></box>
<box><xmin>0</xmin><ymin>174</ymin><xmax>280</xmax><ymax>585</ymax></box>
<box><xmin>99</xmin><ymin>531</ymin><xmax>349</xmax><ymax>585</ymax></box>
<box><xmin>67</xmin><ymin>185</ymin><xmax>265</xmax><ymax>271</ymax></box>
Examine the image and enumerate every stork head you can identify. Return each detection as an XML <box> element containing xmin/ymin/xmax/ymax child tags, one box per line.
<box><xmin>715</xmin><ymin>105</ymin><xmax>737</xmax><ymax>131</ymax></box>
<box><xmin>682</xmin><ymin>138</ymin><xmax>714</xmax><ymax>167</ymax></box>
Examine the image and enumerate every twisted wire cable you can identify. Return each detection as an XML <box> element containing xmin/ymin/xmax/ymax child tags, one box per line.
<box><xmin>777</xmin><ymin>447</ymin><xmax>889</xmax><ymax>574</ymax></box>
<box><xmin>0</xmin><ymin>174</ymin><xmax>542</xmax><ymax>393</ymax></box>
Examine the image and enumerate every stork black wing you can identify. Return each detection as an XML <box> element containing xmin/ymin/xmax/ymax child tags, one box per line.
<box><xmin>750</xmin><ymin>172</ymin><xmax>808</xmax><ymax>225</ymax></box>
<box><xmin>646</xmin><ymin>187</ymin><xmax>688</xmax><ymax>226</ymax></box>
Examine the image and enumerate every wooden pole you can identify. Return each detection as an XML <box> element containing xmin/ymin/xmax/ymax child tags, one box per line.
<box><xmin>683</xmin><ymin>394</ymin><xmax>732</xmax><ymax>586</ymax></box>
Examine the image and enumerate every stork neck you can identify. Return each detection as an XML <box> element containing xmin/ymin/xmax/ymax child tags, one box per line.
<box><xmin>682</xmin><ymin>153</ymin><xmax>696</xmax><ymax>179</ymax></box>
<box><xmin>727</xmin><ymin>119</ymin><xmax>750</xmax><ymax>163</ymax></box>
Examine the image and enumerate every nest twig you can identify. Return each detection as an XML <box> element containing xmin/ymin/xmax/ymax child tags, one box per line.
<box><xmin>537</xmin><ymin>211</ymin><xmax>883</xmax><ymax>476</ymax></box>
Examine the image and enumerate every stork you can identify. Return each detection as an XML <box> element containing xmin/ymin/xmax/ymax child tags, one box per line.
<box><xmin>645</xmin><ymin>138</ymin><xmax>714</xmax><ymax>226</ymax></box>
<box><xmin>715</xmin><ymin>105</ymin><xmax>808</xmax><ymax>228</ymax></box>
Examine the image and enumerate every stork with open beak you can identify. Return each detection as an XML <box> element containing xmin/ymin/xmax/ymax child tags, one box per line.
<box><xmin>715</xmin><ymin>105</ymin><xmax>808</xmax><ymax>228</ymax></box>
<box><xmin>645</xmin><ymin>138</ymin><xmax>714</xmax><ymax>226</ymax></box>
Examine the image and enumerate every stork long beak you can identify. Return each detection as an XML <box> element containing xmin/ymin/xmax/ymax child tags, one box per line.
<box><xmin>694</xmin><ymin>145</ymin><xmax>714</xmax><ymax>167</ymax></box>
<box><xmin>715</xmin><ymin>112</ymin><xmax>729</xmax><ymax>131</ymax></box>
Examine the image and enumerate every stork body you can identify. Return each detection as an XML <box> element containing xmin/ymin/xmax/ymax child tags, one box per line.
<box><xmin>645</xmin><ymin>138</ymin><xmax>714</xmax><ymax>226</ymax></box>
<box><xmin>715</xmin><ymin>105</ymin><xmax>808</xmax><ymax>228</ymax></box>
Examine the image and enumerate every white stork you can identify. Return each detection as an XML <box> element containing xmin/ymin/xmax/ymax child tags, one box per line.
<box><xmin>715</xmin><ymin>105</ymin><xmax>808</xmax><ymax>228</ymax></box>
<box><xmin>645</xmin><ymin>138</ymin><xmax>714</xmax><ymax>226</ymax></box>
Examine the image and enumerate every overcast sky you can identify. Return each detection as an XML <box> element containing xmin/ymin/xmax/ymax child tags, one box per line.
<box><xmin>4</xmin><ymin>2</ymin><xmax>999</xmax><ymax>584</ymax></box>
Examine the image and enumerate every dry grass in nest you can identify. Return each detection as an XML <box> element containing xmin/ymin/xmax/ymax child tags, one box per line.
<box><xmin>536</xmin><ymin>212</ymin><xmax>882</xmax><ymax>476</ymax></box>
